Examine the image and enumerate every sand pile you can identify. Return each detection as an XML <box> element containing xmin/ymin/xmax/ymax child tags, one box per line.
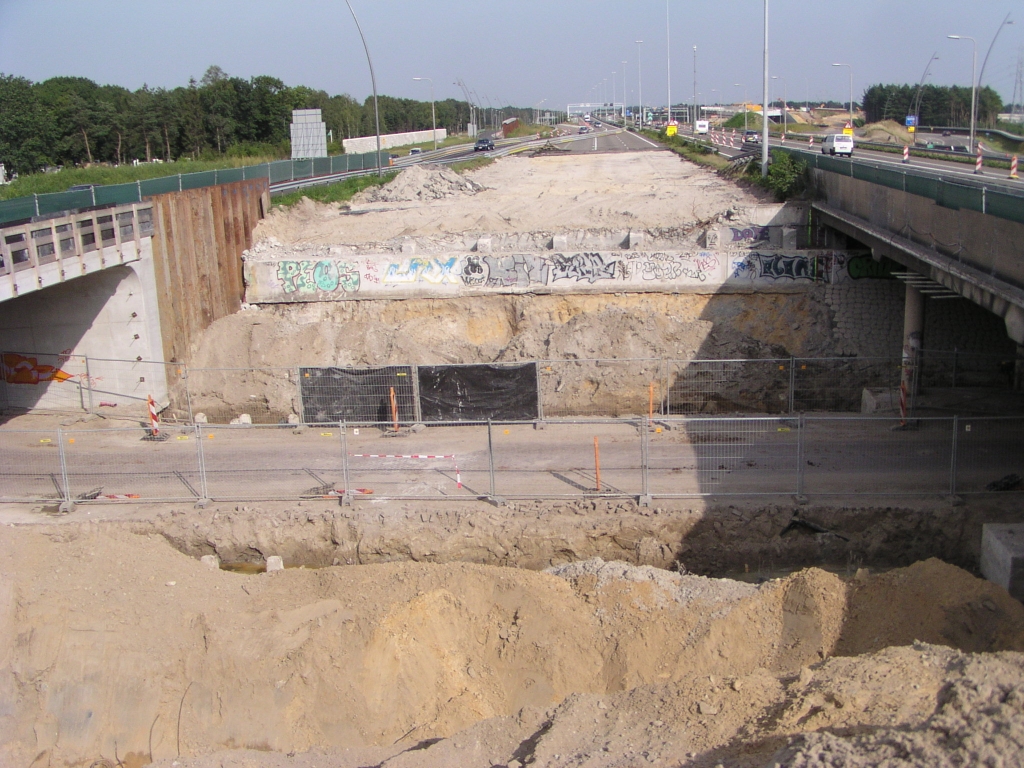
<box><xmin>359</xmin><ymin>163</ymin><xmax>484</xmax><ymax>203</ymax></box>
<box><xmin>3</xmin><ymin>521</ymin><xmax>1024</xmax><ymax>768</ymax></box>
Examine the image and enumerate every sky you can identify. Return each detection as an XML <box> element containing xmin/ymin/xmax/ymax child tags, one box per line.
<box><xmin>0</xmin><ymin>0</ymin><xmax>1020</xmax><ymax>112</ymax></box>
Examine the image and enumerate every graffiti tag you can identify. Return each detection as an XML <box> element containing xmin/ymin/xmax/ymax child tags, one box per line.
<box><xmin>729</xmin><ymin>226</ymin><xmax>770</xmax><ymax>243</ymax></box>
<box><xmin>384</xmin><ymin>257</ymin><xmax>458</xmax><ymax>285</ymax></box>
<box><xmin>753</xmin><ymin>253</ymin><xmax>819</xmax><ymax>281</ymax></box>
<box><xmin>277</xmin><ymin>260</ymin><xmax>360</xmax><ymax>294</ymax></box>
<box><xmin>545</xmin><ymin>253</ymin><xmax>617</xmax><ymax>284</ymax></box>
<box><xmin>2</xmin><ymin>353</ymin><xmax>73</xmax><ymax>385</ymax></box>
<box><xmin>461</xmin><ymin>255</ymin><xmax>487</xmax><ymax>286</ymax></box>
<box><xmin>484</xmin><ymin>254</ymin><xmax>539</xmax><ymax>288</ymax></box>
<box><xmin>847</xmin><ymin>254</ymin><xmax>897</xmax><ymax>280</ymax></box>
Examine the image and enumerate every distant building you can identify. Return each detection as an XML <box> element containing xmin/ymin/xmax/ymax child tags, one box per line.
<box><xmin>501</xmin><ymin>117</ymin><xmax>520</xmax><ymax>137</ymax></box>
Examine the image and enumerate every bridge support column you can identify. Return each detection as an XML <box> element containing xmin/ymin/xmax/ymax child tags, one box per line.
<box><xmin>902</xmin><ymin>284</ymin><xmax>924</xmax><ymax>397</ymax></box>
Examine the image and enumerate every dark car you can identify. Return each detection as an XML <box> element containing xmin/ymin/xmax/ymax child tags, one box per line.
<box><xmin>474</xmin><ymin>137</ymin><xmax>495</xmax><ymax>152</ymax></box>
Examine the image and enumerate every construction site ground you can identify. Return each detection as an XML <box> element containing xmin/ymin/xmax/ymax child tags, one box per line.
<box><xmin>3</xmin><ymin>151</ymin><xmax>1024</xmax><ymax>768</ymax></box>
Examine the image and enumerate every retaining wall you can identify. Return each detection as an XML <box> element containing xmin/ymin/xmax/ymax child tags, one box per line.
<box><xmin>342</xmin><ymin>129</ymin><xmax>448</xmax><ymax>155</ymax></box>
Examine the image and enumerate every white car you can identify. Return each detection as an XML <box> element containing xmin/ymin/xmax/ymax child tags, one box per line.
<box><xmin>821</xmin><ymin>134</ymin><xmax>854</xmax><ymax>157</ymax></box>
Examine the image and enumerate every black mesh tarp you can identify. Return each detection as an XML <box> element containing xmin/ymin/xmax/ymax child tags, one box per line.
<box><xmin>417</xmin><ymin>364</ymin><xmax>539</xmax><ymax>421</ymax></box>
<box><xmin>299</xmin><ymin>366</ymin><xmax>415</xmax><ymax>424</ymax></box>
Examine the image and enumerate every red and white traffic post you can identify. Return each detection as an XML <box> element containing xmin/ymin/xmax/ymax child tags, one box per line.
<box><xmin>1011</xmin><ymin>155</ymin><xmax>1019</xmax><ymax>180</ymax></box>
<box><xmin>975</xmin><ymin>145</ymin><xmax>983</xmax><ymax>175</ymax></box>
<box><xmin>902</xmin><ymin>145</ymin><xmax>910</xmax><ymax>164</ymax></box>
<box><xmin>147</xmin><ymin>395</ymin><xmax>160</xmax><ymax>436</ymax></box>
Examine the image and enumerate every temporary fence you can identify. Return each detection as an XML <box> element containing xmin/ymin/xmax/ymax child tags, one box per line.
<box><xmin>1</xmin><ymin>350</ymin><xmax>1019</xmax><ymax>423</ymax></box>
<box><xmin>0</xmin><ymin>152</ymin><xmax>384</xmax><ymax>227</ymax></box>
<box><xmin>2</xmin><ymin>415</ymin><xmax>1021</xmax><ymax>506</ymax></box>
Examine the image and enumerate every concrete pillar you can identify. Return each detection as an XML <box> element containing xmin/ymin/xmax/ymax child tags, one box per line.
<box><xmin>1015</xmin><ymin>344</ymin><xmax>1024</xmax><ymax>393</ymax></box>
<box><xmin>902</xmin><ymin>284</ymin><xmax>924</xmax><ymax>397</ymax></box>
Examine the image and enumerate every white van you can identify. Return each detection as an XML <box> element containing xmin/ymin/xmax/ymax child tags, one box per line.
<box><xmin>694</xmin><ymin>120</ymin><xmax>710</xmax><ymax>135</ymax></box>
<box><xmin>821</xmin><ymin>134</ymin><xmax>854</xmax><ymax>157</ymax></box>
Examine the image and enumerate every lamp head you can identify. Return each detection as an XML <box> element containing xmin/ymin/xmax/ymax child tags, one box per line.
<box><xmin>947</xmin><ymin>35</ymin><xmax>960</xmax><ymax>39</ymax></box>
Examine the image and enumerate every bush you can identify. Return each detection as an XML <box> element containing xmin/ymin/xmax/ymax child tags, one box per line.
<box><xmin>745</xmin><ymin>149</ymin><xmax>807</xmax><ymax>200</ymax></box>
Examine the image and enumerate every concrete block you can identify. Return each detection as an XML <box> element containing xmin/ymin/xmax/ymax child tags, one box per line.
<box><xmin>401</xmin><ymin>240</ymin><xmax>417</xmax><ymax>255</ymax></box>
<box><xmin>551</xmin><ymin>235</ymin><xmax>568</xmax><ymax>251</ymax></box>
<box><xmin>980</xmin><ymin>524</ymin><xmax>1024</xmax><ymax>600</ymax></box>
<box><xmin>230</xmin><ymin>413</ymin><xmax>253</xmax><ymax>425</ymax></box>
<box><xmin>781</xmin><ymin>227</ymin><xmax>798</xmax><ymax>250</ymax></box>
<box><xmin>628</xmin><ymin>231</ymin><xmax>644</xmax><ymax>250</ymax></box>
<box><xmin>266</xmin><ymin>555</ymin><xmax>284</xmax><ymax>573</ymax></box>
<box><xmin>194</xmin><ymin>412</ymin><xmax>208</xmax><ymax>424</ymax></box>
<box><xmin>201</xmin><ymin>554</ymin><xmax>220</xmax><ymax>570</ymax></box>
<box><xmin>475</xmin><ymin>237</ymin><xmax>493</xmax><ymax>254</ymax></box>
<box><xmin>287</xmin><ymin>413</ymin><xmax>300</xmax><ymax>425</ymax></box>
<box><xmin>861</xmin><ymin>387</ymin><xmax>899</xmax><ymax>414</ymax></box>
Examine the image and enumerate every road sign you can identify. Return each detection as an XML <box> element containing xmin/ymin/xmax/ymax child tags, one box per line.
<box><xmin>666</xmin><ymin>124</ymin><xmax>678</xmax><ymax>137</ymax></box>
<box><xmin>843</xmin><ymin>121</ymin><xmax>854</xmax><ymax>136</ymax></box>
<box><xmin>905</xmin><ymin>115</ymin><xmax>917</xmax><ymax>127</ymax></box>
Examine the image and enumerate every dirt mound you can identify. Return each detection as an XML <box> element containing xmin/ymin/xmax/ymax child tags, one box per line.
<box><xmin>359</xmin><ymin>163</ymin><xmax>484</xmax><ymax>203</ymax></box>
<box><xmin>858</xmin><ymin>120</ymin><xmax>913</xmax><ymax>144</ymax></box>
<box><xmin>3</xmin><ymin>521</ymin><xmax>1024</xmax><ymax>768</ymax></box>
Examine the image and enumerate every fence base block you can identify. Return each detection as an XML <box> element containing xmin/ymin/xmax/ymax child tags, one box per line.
<box><xmin>339</xmin><ymin>493</ymin><xmax>353</xmax><ymax>507</ymax></box>
<box><xmin>638</xmin><ymin>494</ymin><xmax>653</xmax><ymax>508</ymax></box>
<box><xmin>58</xmin><ymin>500</ymin><xmax>75</xmax><ymax>514</ymax></box>
<box><xmin>793</xmin><ymin>494</ymin><xmax>809</xmax><ymax>505</ymax></box>
<box><xmin>194</xmin><ymin>498</ymin><xmax>211</xmax><ymax>510</ymax></box>
<box><xmin>487</xmin><ymin>495</ymin><xmax>508</xmax><ymax>507</ymax></box>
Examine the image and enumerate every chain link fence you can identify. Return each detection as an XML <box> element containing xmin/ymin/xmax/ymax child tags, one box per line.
<box><xmin>1</xmin><ymin>415</ymin><xmax>1021</xmax><ymax>506</ymax></box>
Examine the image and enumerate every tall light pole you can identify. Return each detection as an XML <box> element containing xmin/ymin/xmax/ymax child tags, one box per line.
<box><xmin>622</xmin><ymin>62</ymin><xmax>628</xmax><ymax>121</ymax></box>
<box><xmin>946</xmin><ymin>35</ymin><xmax>977</xmax><ymax>152</ymax></box>
<box><xmin>533</xmin><ymin>98</ymin><xmax>547</xmax><ymax>126</ymax></box>
<box><xmin>832</xmin><ymin>63</ymin><xmax>853</xmax><ymax>126</ymax></box>
<box><xmin>636</xmin><ymin>40</ymin><xmax>644</xmax><ymax>129</ymax></box>
<box><xmin>612</xmin><ymin>72</ymin><xmax>616</xmax><ymax>113</ymax></box>
<box><xmin>666</xmin><ymin>0</ymin><xmax>672</xmax><ymax>125</ymax></box>
<box><xmin>761</xmin><ymin>0</ymin><xmax>769</xmax><ymax>176</ymax></box>
<box><xmin>735</xmin><ymin>83</ymin><xmax>747</xmax><ymax>131</ymax></box>
<box><xmin>412</xmin><ymin>77</ymin><xmax>436</xmax><ymax>150</ymax></box>
<box><xmin>344</xmin><ymin>0</ymin><xmax>382</xmax><ymax>176</ymax></box>
<box><xmin>912</xmin><ymin>52</ymin><xmax>939</xmax><ymax>133</ymax></box>
<box><xmin>692</xmin><ymin>45</ymin><xmax>698</xmax><ymax>128</ymax></box>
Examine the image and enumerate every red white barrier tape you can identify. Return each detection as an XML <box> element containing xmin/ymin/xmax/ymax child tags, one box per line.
<box><xmin>351</xmin><ymin>453</ymin><xmax>462</xmax><ymax>489</ymax></box>
<box><xmin>147</xmin><ymin>395</ymin><xmax>159</xmax><ymax>436</ymax></box>
<box><xmin>1011</xmin><ymin>155</ymin><xmax>1019</xmax><ymax>179</ymax></box>
<box><xmin>102</xmin><ymin>494</ymin><xmax>141</xmax><ymax>500</ymax></box>
<box><xmin>808</xmin><ymin>136</ymin><xmax>814</xmax><ymax>148</ymax></box>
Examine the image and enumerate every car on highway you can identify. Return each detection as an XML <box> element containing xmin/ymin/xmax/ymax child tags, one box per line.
<box><xmin>408</xmin><ymin>147</ymin><xmax>423</xmax><ymax>156</ymax></box>
<box><xmin>742</xmin><ymin>130</ymin><xmax>762</xmax><ymax>144</ymax></box>
<box><xmin>578</xmin><ymin>126</ymin><xmax>589</xmax><ymax>134</ymax></box>
<box><xmin>821</xmin><ymin>134</ymin><xmax>854</xmax><ymax>157</ymax></box>
<box><xmin>474</xmin><ymin>137</ymin><xmax>495</xmax><ymax>152</ymax></box>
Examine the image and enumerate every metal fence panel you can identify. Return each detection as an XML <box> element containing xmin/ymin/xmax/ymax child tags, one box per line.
<box><xmin>986</xmin><ymin>190</ymin><xmax>1024</xmax><ymax>225</ymax></box>
<box><xmin>181</xmin><ymin>171</ymin><xmax>219</xmax><ymax>190</ymax></box>
<box><xmin>918</xmin><ymin>349</ymin><xmax>1014</xmax><ymax>389</ymax></box>
<box><xmin>299</xmin><ymin>366</ymin><xmax>416</xmax><ymax>424</ymax></box>
<box><xmin>649</xmin><ymin>417</ymin><xmax>796</xmax><ymax>495</ymax></box>
<box><xmin>85</xmin><ymin>357</ymin><xmax>180</xmax><ymax>414</ymax></box>
<box><xmin>93</xmin><ymin>182</ymin><xmax>141</xmax><ymax>206</ymax></box>
<box><xmin>954</xmin><ymin>416</ymin><xmax>1024</xmax><ymax>494</ymax></box>
<box><xmin>802</xmin><ymin>416</ymin><xmax>954</xmax><ymax>495</ymax></box>
<box><xmin>539</xmin><ymin>359</ymin><xmax>663</xmax><ymax>418</ymax></box>
<box><xmin>139</xmin><ymin>176</ymin><xmax>181</xmax><ymax>196</ymax></box>
<box><xmin>1</xmin><ymin>352</ymin><xmax>90</xmax><ymax>412</ymax></box>
<box><xmin>0</xmin><ymin>429</ymin><xmax>65</xmax><ymax>502</ymax></box>
<box><xmin>186</xmin><ymin>367</ymin><xmax>299</xmax><ymax>424</ymax></box>
<box><xmin>666</xmin><ymin>359</ymin><xmax>790</xmax><ymax>414</ymax></box>
<box><xmin>63</xmin><ymin>427</ymin><xmax>202</xmax><ymax>502</ymax></box>
<box><xmin>490</xmin><ymin>420</ymin><xmax>642</xmax><ymax>498</ymax></box>
<box><xmin>903</xmin><ymin>174</ymin><xmax>940</xmax><ymax>199</ymax></box>
<box><xmin>936</xmin><ymin>181</ymin><xmax>984</xmax><ymax>212</ymax></box>
<box><xmin>792</xmin><ymin>358</ymin><xmax>900</xmax><ymax>413</ymax></box>
<box><xmin>200</xmin><ymin>424</ymin><xmax>344</xmax><ymax>500</ymax></box>
<box><xmin>346</xmin><ymin>421</ymin><xmax>484</xmax><ymax>499</ymax></box>
<box><xmin>0</xmin><ymin>196</ymin><xmax>38</xmax><ymax>224</ymax></box>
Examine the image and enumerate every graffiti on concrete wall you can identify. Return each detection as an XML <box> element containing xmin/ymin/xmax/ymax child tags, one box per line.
<box><xmin>544</xmin><ymin>252</ymin><xmax>618</xmax><ymax>284</ymax></box>
<box><xmin>729</xmin><ymin>251</ymin><xmax>849</xmax><ymax>283</ymax></box>
<box><xmin>277</xmin><ymin>260</ymin><xmax>360</xmax><ymax>294</ymax></box>
<box><xmin>1</xmin><ymin>353</ymin><xmax>73</xmax><ymax>385</ymax></box>
<box><xmin>383</xmin><ymin>257</ymin><xmax>459</xmax><ymax>284</ymax></box>
<box><xmin>484</xmin><ymin>254</ymin><xmax>543</xmax><ymax>288</ymax></box>
<box><xmin>727</xmin><ymin>226</ymin><xmax>769</xmax><ymax>243</ymax></box>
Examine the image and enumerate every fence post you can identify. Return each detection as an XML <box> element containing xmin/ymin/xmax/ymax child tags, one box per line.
<box><xmin>788</xmin><ymin>357</ymin><xmax>797</xmax><ymax>414</ymax></box>
<box><xmin>57</xmin><ymin>426</ymin><xmax>74</xmax><ymax>513</ymax></box>
<box><xmin>952</xmin><ymin>348</ymin><xmax>958</xmax><ymax>389</ymax></box>
<box><xmin>295</xmin><ymin>367</ymin><xmax>305</xmax><ymax>425</ymax></box>
<box><xmin>487</xmin><ymin>419</ymin><xmax>496</xmax><ymax>498</ymax></box>
<box><xmin>796</xmin><ymin>413</ymin><xmax>805</xmax><ymax>497</ymax></box>
<box><xmin>83</xmin><ymin>356</ymin><xmax>94</xmax><ymax>412</ymax></box>
<box><xmin>535</xmin><ymin>363</ymin><xmax>544</xmax><ymax>421</ymax></box>
<box><xmin>195</xmin><ymin>424</ymin><xmax>210</xmax><ymax>507</ymax></box>
<box><xmin>340</xmin><ymin>421</ymin><xmax>352</xmax><ymax>506</ymax></box>
<box><xmin>949</xmin><ymin>415</ymin><xmax>959</xmax><ymax>496</ymax></box>
<box><xmin>411</xmin><ymin>365</ymin><xmax>423</xmax><ymax>423</ymax></box>
<box><xmin>640</xmin><ymin>417</ymin><xmax>651</xmax><ymax>505</ymax></box>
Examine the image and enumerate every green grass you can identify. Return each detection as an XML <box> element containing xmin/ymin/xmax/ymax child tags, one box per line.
<box><xmin>271</xmin><ymin>172</ymin><xmax>397</xmax><ymax>208</ymax></box>
<box><xmin>390</xmin><ymin>134</ymin><xmax>475</xmax><ymax>156</ymax></box>
<box><xmin>0</xmin><ymin>155</ymin><xmax>285</xmax><ymax>200</ymax></box>
<box><xmin>450</xmin><ymin>157</ymin><xmax>495</xmax><ymax>173</ymax></box>
<box><xmin>643</xmin><ymin>130</ymin><xmax>732</xmax><ymax>171</ymax></box>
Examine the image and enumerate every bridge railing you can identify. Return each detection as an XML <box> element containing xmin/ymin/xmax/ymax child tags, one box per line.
<box><xmin>773</xmin><ymin>146</ymin><xmax>1024</xmax><ymax>227</ymax></box>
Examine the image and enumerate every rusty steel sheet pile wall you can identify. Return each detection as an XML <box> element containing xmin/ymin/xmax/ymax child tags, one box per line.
<box><xmin>148</xmin><ymin>178</ymin><xmax>268</xmax><ymax>364</ymax></box>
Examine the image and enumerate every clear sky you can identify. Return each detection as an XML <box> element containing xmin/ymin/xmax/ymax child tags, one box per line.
<box><xmin>0</xmin><ymin>0</ymin><xmax>1019</xmax><ymax>111</ymax></box>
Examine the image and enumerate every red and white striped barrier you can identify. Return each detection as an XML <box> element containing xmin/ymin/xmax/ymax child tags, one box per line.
<box><xmin>781</xmin><ymin>133</ymin><xmax>786</xmax><ymax>144</ymax></box>
<box><xmin>903</xmin><ymin>145</ymin><xmax>909</xmax><ymax>164</ymax></box>
<box><xmin>808</xmin><ymin>135</ymin><xmax>814</xmax><ymax>148</ymax></box>
<box><xmin>975</xmin><ymin>145</ymin><xmax>983</xmax><ymax>175</ymax></box>
<box><xmin>147</xmin><ymin>395</ymin><xmax>160</xmax><ymax>436</ymax></box>
<box><xmin>1011</xmin><ymin>155</ymin><xmax>1019</xmax><ymax>180</ymax></box>
<box><xmin>899</xmin><ymin>379</ymin><xmax>907</xmax><ymax>427</ymax></box>
<box><xmin>351</xmin><ymin>453</ymin><xmax>462</xmax><ymax>489</ymax></box>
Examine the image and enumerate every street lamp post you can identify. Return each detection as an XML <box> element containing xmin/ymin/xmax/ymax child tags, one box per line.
<box><xmin>761</xmin><ymin>0</ymin><xmax>769</xmax><ymax>176</ymax></box>
<box><xmin>636</xmin><ymin>40</ymin><xmax>644</xmax><ymax>129</ymax></box>
<box><xmin>666</xmin><ymin>0</ymin><xmax>672</xmax><ymax>125</ymax></box>
<box><xmin>412</xmin><ymin>77</ymin><xmax>436</xmax><ymax>150</ymax></box>
<box><xmin>622</xmin><ymin>62</ymin><xmax>628</xmax><ymax>121</ymax></box>
<box><xmin>832</xmin><ymin>63</ymin><xmax>853</xmax><ymax>126</ymax></box>
<box><xmin>692</xmin><ymin>45</ymin><xmax>698</xmax><ymax>129</ymax></box>
<box><xmin>912</xmin><ymin>52</ymin><xmax>939</xmax><ymax>132</ymax></box>
<box><xmin>772</xmin><ymin>75</ymin><xmax>786</xmax><ymax>135</ymax></box>
<box><xmin>735</xmin><ymin>83</ymin><xmax>747</xmax><ymax>131</ymax></box>
<box><xmin>344</xmin><ymin>0</ymin><xmax>382</xmax><ymax>176</ymax></box>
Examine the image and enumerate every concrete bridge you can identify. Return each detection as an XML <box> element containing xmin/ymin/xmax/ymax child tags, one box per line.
<box><xmin>0</xmin><ymin>179</ymin><xmax>267</xmax><ymax>412</ymax></box>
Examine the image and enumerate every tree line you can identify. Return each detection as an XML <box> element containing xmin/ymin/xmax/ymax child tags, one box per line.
<box><xmin>0</xmin><ymin>66</ymin><xmax>532</xmax><ymax>176</ymax></box>
<box><xmin>861</xmin><ymin>83</ymin><xmax>1003</xmax><ymax>127</ymax></box>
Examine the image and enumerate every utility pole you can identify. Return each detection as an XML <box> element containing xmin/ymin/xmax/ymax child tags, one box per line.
<box><xmin>636</xmin><ymin>40</ymin><xmax>644</xmax><ymax>129</ymax></box>
<box><xmin>666</xmin><ymin>0</ymin><xmax>672</xmax><ymax>125</ymax></box>
<box><xmin>344</xmin><ymin>0</ymin><xmax>382</xmax><ymax>176</ymax></box>
<box><xmin>692</xmin><ymin>45</ymin><xmax>698</xmax><ymax>128</ymax></box>
<box><xmin>761</xmin><ymin>0</ymin><xmax>770</xmax><ymax>177</ymax></box>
